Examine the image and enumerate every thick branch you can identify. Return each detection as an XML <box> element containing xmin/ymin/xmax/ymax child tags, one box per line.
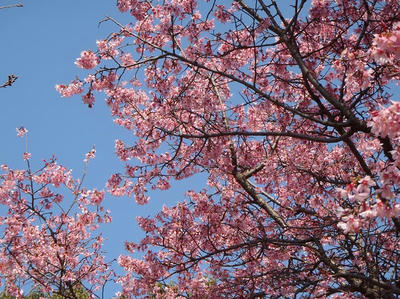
<box><xmin>157</xmin><ymin>127</ymin><xmax>353</xmax><ymax>143</ymax></box>
<box><xmin>235</xmin><ymin>171</ymin><xmax>287</xmax><ymax>228</ymax></box>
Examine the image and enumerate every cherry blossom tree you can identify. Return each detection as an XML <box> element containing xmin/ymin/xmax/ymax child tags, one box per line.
<box><xmin>55</xmin><ymin>0</ymin><xmax>400</xmax><ymax>297</ymax></box>
<box><xmin>0</xmin><ymin>129</ymin><xmax>113</xmax><ymax>298</ymax></box>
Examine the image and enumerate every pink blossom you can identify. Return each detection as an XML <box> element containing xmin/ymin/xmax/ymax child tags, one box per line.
<box><xmin>89</xmin><ymin>189</ymin><xmax>105</xmax><ymax>205</ymax></box>
<box><xmin>370</xmin><ymin>24</ymin><xmax>400</xmax><ymax>64</ymax></box>
<box><xmin>120</xmin><ymin>53</ymin><xmax>134</xmax><ymax>68</ymax></box>
<box><xmin>16</xmin><ymin>126</ymin><xmax>28</xmax><ymax>137</ymax></box>
<box><xmin>359</xmin><ymin>208</ymin><xmax>377</xmax><ymax>219</ymax></box>
<box><xmin>84</xmin><ymin>148</ymin><xmax>96</xmax><ymax>163</ymax></box>
<box><xmin>369</xmin><ymin>101</ymin><xmax>400</xmax><ymax>140</ymax></box>
<box><xmin>96</xmin><ymin>40</ymin><xmax>120</xmax><ymax>59</ymax></box>
<box><xmin>55</xmin><ymin>80</ymin><xmax>83</xmax><ymax>97</ymax></box>
<box><xmin>136</xmin><ymin>216</ymin><xmax>156</xmax><ymax>232</ymax></box>
<box><xmin>82</xmin><ymin>92</ymin><xmax>95</xmax><ymax>108</ymax></box>
<box><xmin>337</xmin><ymin>215</ymin><xmax>360</xmax><ymax>233</ymax></box>
<box><xmin>375</xmin><ymin>199</ymin><xmax>394</xmax><ymax>218</ymax></box>
<box><xmin>117</xmin><ymin>0</ymin><xmax>131</xmax><ymax>13</ymax></box>
<box><xmin>22</xmin><ymin>152</ymin><xmax>31</xmax><ymax>160</ymax></box>
<box><xmin>214</xmin><ymin>5</ymin><xmax>231</xmax><ymax>23</ymax></box>
<box><xmin>75</xmin><ymin>50</ymin><xmax>99</xmax><ymax>69</ymax></box>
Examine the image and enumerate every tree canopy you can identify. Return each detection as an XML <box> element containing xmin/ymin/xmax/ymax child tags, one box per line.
<box><xmin>2</xmin><ymin>0</ymin><xmax>400</xmax><ymax>298</ymax></box>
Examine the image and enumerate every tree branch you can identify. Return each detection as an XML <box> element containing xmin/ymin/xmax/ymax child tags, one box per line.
<box><xmin>0</xmin><ymin>3</ymin><xmax>23</xmax><ymax>10</ymax></box>
<box><xmin>0</xmin><ymin>74</ymin><xmax>18</xmax><ymax>88</ymax></box>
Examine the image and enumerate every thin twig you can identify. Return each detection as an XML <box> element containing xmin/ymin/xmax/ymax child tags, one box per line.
<box><xmin>0</xmin><ymin>3</ymin><xmax>23</xmax><ymax>10</ymax></box>
<box><xmin>0</xmin><ymin>74</ymin><xmax>18</xmax><ymax>88</ymax></box>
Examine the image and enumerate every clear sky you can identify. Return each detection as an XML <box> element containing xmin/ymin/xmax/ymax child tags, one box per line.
<box><xmin>0</xmin><ymin>1</ymin><xmax>194</xmax><ymax>296</ymax></box>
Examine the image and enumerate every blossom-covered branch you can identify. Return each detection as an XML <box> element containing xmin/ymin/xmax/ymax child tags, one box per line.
<box><xmin>56</xmin><ymin>0</ymin><xmax>400</xmax><ymax>297</ymax></box>
<box><xmin>0</xmin><ymin>139</ymin><xmax>113</xmax><ymax>298</ymax></box>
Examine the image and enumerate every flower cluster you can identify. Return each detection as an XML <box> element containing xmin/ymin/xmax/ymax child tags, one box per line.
<box><xmin>75</xmin><ymin>50</ymin><xmax>99</xmax><ymax>69</ymax></box>
<box><xmin>55</xmin><ymin>80</ymin><xmax>83</xmax><ymax>97</ymax></box>
<box><xmin>370</xmin><ymin>23</ymin><xmax>400</xmax><ymax>65</ymax></box>
<box><xmin>16</xmin><ymin>126</ymin><xmax>28</xmax><ymax>137</ymax></box>
<box><xmin>0</xmin><ymin>156</ymin><xmax>113</xmax><ymax>297</ymax></box>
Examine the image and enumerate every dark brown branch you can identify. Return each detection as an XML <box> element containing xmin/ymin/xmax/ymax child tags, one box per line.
<box><xmin>0</xmin><ymin>74</ymin><xmax>18</xmax><ymax>88</ymax></box>
<box><xmin>157</xmin><ymin>127</ymin><xmax>353</xmax><ymax>143</ymax></box>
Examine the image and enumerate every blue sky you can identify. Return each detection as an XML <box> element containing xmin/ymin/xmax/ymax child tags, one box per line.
<box><xmin>0</xmin><ymin>1</ymin><xmax>190</xmax><ymax>296</ymax></box>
